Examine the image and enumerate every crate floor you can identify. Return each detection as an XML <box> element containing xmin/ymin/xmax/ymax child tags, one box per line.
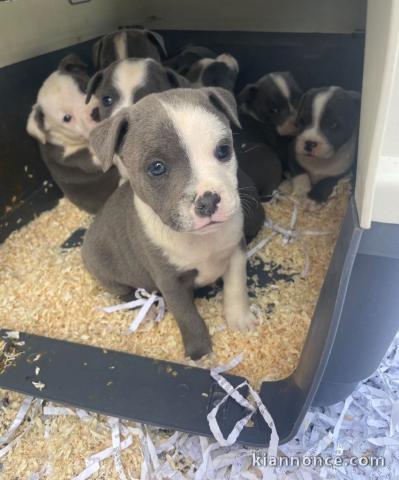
<box><xmin>0</xmin><ymin>182</ymin><xmax>352</xmax><ymax>478</ymax></box>
<box><xmin>0</xmin><ymin>182</ymin><xmax>351</xmax><ymax>388</ymax></box>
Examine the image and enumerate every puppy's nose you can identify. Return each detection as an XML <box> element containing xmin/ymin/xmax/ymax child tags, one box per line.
<box><xmin>91</xmin><ymin>107</ymin><xmax>100</xmax><ymax>122</ymax></box>
<box><xmin>195</xmin><ymin>191</ymin><xmax>221</xmax><ymax>217</ymax></box>
<box><xmin>305</xmin><ymin>140</ymin><xmax>318</xmax><ymax>152</ymax></box>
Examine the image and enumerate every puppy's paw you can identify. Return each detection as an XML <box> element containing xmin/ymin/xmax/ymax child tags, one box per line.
<box><xmin>279</xmin><ymin>179</ymin><xmax>293</xmax><ymax>195</ymax></box>
<box><xmin>185</xmin><ymin>333</ymin><xmax>212</xmax><ymax>360</ymax></box>
<box><xmin>226</xmin><ymin>309</ymin><xmax>259</xmax><ymax>332</ymax></box>
<box><xmin>292</xmin><ymin>174</ymin><xmax>312</xmax><ymax>197</ymax></box>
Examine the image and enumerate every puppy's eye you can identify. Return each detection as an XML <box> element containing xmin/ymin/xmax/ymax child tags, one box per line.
<box><xmin>214</xmin><ymin>144</ymin><xmax>231</xmax><ymax>162</ymax></box>
<box><xmin>330</xmin><ymin>121</ymin><xmax>340</xmax><ymax>130</ymax></box>
<box><xmin>63</xmin><ymin>114</ymin><xmax>72</xmax><ymax>123</ymax></box>
<box><xmin>102</xmin><ymin>96</ymin><xmax>113</xmax><ymax>107</ymax></box>
<box><xmin>147</xmin><ymin>160</ymin><xmax>167</xmax><ymax>177</ymax></box>
<box><xmin>269</xmin><ymin>106</ymin><xmax>279</xmax><ymax>115</ymax></box>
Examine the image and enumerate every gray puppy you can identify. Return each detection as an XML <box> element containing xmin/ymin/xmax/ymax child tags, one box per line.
<box><xmin>26</xmin><ymin>54</ymin><xmax>120</xmax><ymax>213</ymax></box>
<box><xmin>92</xmin><ymin>28</ymin><xmax>167</xmax><ymax>70</ymax></box>
<box><xmin>82</xmin><ymin>88</ymin><xmax>258</xmax><ymax>359</ymax></box>
<box><xmin>86</xmin><ymin>58</ymin><xmax>189</xmax><ymax>122</ymax></box>
<box><xmin>85</xmin><ymin>57</ymin><xmax>264</xmax><ymax>240</ymax></box>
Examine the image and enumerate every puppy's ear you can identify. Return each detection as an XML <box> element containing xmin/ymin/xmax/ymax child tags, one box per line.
<box><xmin>26</xmin><ymin>104</ymin><xmax>46</xmax><ymax>144</ymax></box>
<box><xmin>165</xmin><ymin>68</ymin><xmax>191</xmax><ymax>88</ymax></box>
<box><xmin>296</xmin><ymin>89</ymin><xmax>316</xmax><ymax>116</ymax></box>
<box><xmin>85</xmin><ymin>70</ymin><xmax>104</xmax><ymax>104</ymax></box>
<box><xmin>237</xmin><ymin>83</ymin><xmax>258</xmax><ymax>105</ymax></box>
<box><xmin>205</xmin><ymin>87</ymin><xmax>241</xmax><ymax>128</ymax></box>
<box><xmin>59</xmin><ymin>54</ymin><xmax>88</xmax><ymax>74</ymax></box>
<box><xmin>89</xmin><ymin>110</ymin><xmax>129</xmax><ymax>172</ymax></box>
<box><xmin>92</xmin><ymin>38</ymin><xmax>104</xmax><ymax>70</ymax></box>
<box><xmin>145</xmin><ymin>29</ymin><xmax>168</xmax><ymax>57</ymax></box>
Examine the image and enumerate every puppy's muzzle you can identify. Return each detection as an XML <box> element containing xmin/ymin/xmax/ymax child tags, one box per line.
<box><xmin>194</xmin><ymin>191</ymin><xmax>221</xmax><ymax>217</ymax></box>
<box><xmin>304</xmin><ymin>140</ymin><xmax>318</xmax><ymax>153</ymax></box>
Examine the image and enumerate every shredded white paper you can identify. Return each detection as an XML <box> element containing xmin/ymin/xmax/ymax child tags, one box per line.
<box><xmin>101</xmin><ymin>288</ymin><xmax>165</xmax><ymax>333</ymax></box>
<box><xmin>1</xmin><ymin>331</ymin><xmax>399</xmax><ymax>479</ymax></box>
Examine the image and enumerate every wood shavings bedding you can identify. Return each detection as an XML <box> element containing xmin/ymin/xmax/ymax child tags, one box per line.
<box><xmin>0</xmin><ymin>180</ymin><xmax>351</xmax><ymax>388</ymax></box>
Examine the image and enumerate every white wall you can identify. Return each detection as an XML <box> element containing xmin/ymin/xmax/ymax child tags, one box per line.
<box><xmin>136</xmin><ymin>0</ymin><xmax>366</xmax><ymax>33</ymax></box>
<box><xmin>0</xmin><ymin>0</ymin><xmax>143</xmax><ymax>68</ymax></box>
<box><xmin>355</xmin><ymin>0</ymin><xmax>399</xmax><ymax>227</ymax></box>
<box><xmin>0</xmin><ymin>0</ymin><xmax>366</xmax><ymax>68</ymax></box>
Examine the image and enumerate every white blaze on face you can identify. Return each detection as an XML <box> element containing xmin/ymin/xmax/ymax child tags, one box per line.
<box><xmin>114</xmin><ymin>31</ymin><xmax>128</xmax><ymax>60</ymax></box>
<box><xmin>113</xmin><ymin>60</ymin><xmax>148</xmax><ymax>114</ymax></box>
<box><xmin>270</xmin><ymin>73</ymin><xmax>298</xmax><ymax>136</ymax></box>
<box><xmin>37</xmin><ymin>71</ymin><xmax>96</xmax><ymax>143</ymax></box>
<box><xmin>296</xmin><ymin>87</ymin><xmax>337</xmax><ymax>159</ymax></box>
<box><xmin>161</xmin><ymin>101</ymin><xmax>240</xmax><ymax>230</ymax></box>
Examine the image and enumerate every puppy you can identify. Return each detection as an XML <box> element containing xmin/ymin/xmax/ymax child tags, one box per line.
<box><xmin>82</xmin><ymin>88</ymin><xmax>258</xmax><ymax>359</ymax></box>
<box><xmin>164</xmin><ymin>44</ymin><xmax>218</xmax><ymax>75</ymax></box>
<box><xmin>86</xmin><ymin>58</ymin><xmax>189</xmax><ymax>122</ymax></box>
<box><xmin>290</xmin><ymin>86</ymin><xmax>360</xmax><ymax>202</ymax></box>
<box><xmin>86</xmin><ymin>57</ymin><xmax>265</xmax><ymax>241</ymax></box>
<box><xmin>92</xmin><ymin>28</ymin><xmax>167</xmax><ymax>70</ymax></box>
<box><xmin>27</xmin><ymin>54</ymin><xmax>120</xmax><ymax>214</ymax></box>
<box><xmin>235</xmin><ymin>72</ymin><xmax>303</xmax><ymax>199</ymax></box>
<box><xmin>239</xmin><ymin>71</ymin><xmax>303</xmax><ymax>140</ymax></box>
<box><xmin>185</xmin><ymin>53</ymin><xmax>239</xmax><ymax>92</ymax></box>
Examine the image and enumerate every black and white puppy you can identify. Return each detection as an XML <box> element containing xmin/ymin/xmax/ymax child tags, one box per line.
<box><xmin>290</xmin><ymin>86</ymin><xmax>361</xmax><ymax>202</ymax></box>
<box><xmin>164</xmin><ymin>44</ymin><xmax>218</xmax><ymax>76</ymax></box>
<box><xmin>185</xmin><ymin>53</ymin><xmax>239</xmax><ymax>92</ymax></box>
<box><xmin>237</xmin><ymin>72</ymin><xmax>303</xmax><ymax>196</ymax></box>
<box><xmin>238</xmin><ymin>72</ymin><xmax>303</xmax><ymax>149</ymax></box>
<box><xmin>86</xmin><ymin>58</ymin><xmax>189</xmax><ymax>122</ymax></box>
<box><xmin>26</xmin><ymin>55</ymin><xmax>120</xmax><ymax>214</ymax></box>
<box><xmin>92</xmin><ymin>28</ymin><xmax>167</xmax><ymax>70</ymax></box>
<box><xmin>82</xmin><ymin>88</ymin><xmax>258</xmax><ymax>359</ymax></box>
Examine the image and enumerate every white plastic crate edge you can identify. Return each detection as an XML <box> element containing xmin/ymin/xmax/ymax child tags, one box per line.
<box><xmin>355</xmin><ymin>0</ymin><xmax>399</xmax><ymax>228</ymax></box>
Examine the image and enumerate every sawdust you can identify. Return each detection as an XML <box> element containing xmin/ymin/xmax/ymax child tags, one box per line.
<box><xmin>0</xmin><ymin>181</ymin><xmax>351</xmax><ymax>479</ymax></box>
<box><xmin>0</xmin><ymin>389</ymin><xmax>143</xmax><ymax>479</ymax></box>
<box><xmin>0</xmin><ymin>181</ymin><xmax>351</xmax><ymax>385</ymax></box>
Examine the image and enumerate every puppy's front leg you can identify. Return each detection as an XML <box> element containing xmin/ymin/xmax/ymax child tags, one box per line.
<box><xmin>159</xmin><ymin>278</ymin><xmax>212</xmax><ymax>360</ymax></box>
<box><xmin>223</xmin><ymin>243</ymin><xmax>258</xmax><ymax>331</ymax></box>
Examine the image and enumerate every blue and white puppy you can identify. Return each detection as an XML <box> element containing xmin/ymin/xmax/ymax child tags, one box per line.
<box><xmin>290</xmin><ymin>86</ymin><xmax>361</xmax><ymax>202</ymax></box>
<box><xmin>86</xmin><ymin>58</ymin><xmax>189</xmax><ymax>122</ymax></box>
<box><xmin>86</xmin><ymin>57</ymin><xmax>264</xmax><ymax>241</ymax></box>
<box><xmin>82</xmin><ymin>88</ymin><xmax>258</xmax><ymax>359</ymax></box>
<box><xmin>92</xmin><ymin>28</ymin><xmax>167</xmax><ymax>70</ymax></box>
<box><xmin>26</xmin><ymin>54</ymin><xmax>120</xmax><ymax>213</ymax></box>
